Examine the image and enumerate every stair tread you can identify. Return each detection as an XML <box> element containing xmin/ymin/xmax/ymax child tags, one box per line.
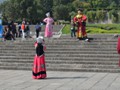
<box><xmin>0</xmin><ymin>34</ymin><xmax>119</xmax><ymax>72</ymax></box>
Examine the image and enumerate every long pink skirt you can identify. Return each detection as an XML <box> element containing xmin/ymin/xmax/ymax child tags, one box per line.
<box><xmin>44</xmin><ymin>25</ymin><xmax>53</xmax><ymax>37</ymax></box>
<box><xmin>32</xmin><ymin>55</ymin><xmax>47</xmax><ymax>79</ymax></box>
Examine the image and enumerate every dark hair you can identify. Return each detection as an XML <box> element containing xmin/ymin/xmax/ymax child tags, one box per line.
<box><xmin>77</xmin><ymin>8</ymin><xmax>83</xmax><ymax>12</ymax></box>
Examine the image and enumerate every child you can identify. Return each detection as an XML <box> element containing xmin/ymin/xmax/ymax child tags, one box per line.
<box><xmin>70</xmin><ymin>19</ymin><xmax>76</xmax><ymax>38</ymax></box>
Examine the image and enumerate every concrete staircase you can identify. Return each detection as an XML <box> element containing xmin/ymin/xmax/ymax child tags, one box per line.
<box><xmin>0</xmin><ymin>34</ymin><xmax>120</xmax><ymax>73</ymax></box>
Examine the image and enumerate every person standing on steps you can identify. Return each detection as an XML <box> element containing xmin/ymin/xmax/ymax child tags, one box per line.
<box><xmin>117</xmin><ymin>37</ymin><xmax>120</xmax><ymax>66</ymax></box>
<box><xmin>18</xmin><ymin>23</ymin><xmax>22</xmax><ymax>37</ymax></box>
<box><xmin>21</xmin><ymin>21</ymin><xmax>26</xmax><ymax>40</ymax></box>
<box><xmin>70</xmin><ymin>19</ymin><xmax>76</xmax><ymax>38</ymax></box>
<box><xmin>35</xmin><ymin>23</ymin><xmax>41</xmax><ymax>38</ymax></box>
<box><xmin>43</xmin><ymin>12</ymin><xmax>54</xmax><ymax>38</ymax></box>
<box><xmin>26</xmin><ymin>22</ymin><xmax>31</xmax><ymax>38</ymax></box>
<box><xmin>32</xmin><ymin>36</ymin><xmax>47</xmax><ymax>79</ymax></box>
<box><xmin>73</xmin><ymin>8</ymin><xmax>89</xmax><ymax>41</ymax></box>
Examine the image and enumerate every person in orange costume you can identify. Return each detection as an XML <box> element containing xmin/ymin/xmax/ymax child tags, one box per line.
<box><xmin>73</xmin><ymin>8</ymin><xmax>89</xmax><ymax>41</ymax></box>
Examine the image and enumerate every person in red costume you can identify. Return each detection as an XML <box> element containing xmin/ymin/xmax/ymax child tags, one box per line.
<box><xmin>32</xmin><ymin>36</ymin><xmax>47</xmax><ymax>79</ymax></box>
<box><xmin>117</xmin><ymin>37</ymin><xmax>120</xmax><ymax>66</ymax></box>
<box><xmin>73</xmin><ymin>8</ymin><xmax>89</xmax><ymax>41</ymax></box>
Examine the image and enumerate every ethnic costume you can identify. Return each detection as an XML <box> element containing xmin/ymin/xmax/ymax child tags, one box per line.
<box><xmin>73</xmin><ymin>13</ymin><xmax>88</xmax><ymax>40</ymax></box>
<box><xmin>32</xmin><ymin>37</ymin><xmax>47</xmax><ymax>79</ymax></box>
<box><xmin>43</xmin><ymin>12</ymin><xmax>54</xmax><ymax>38</ymax></box>
<box><xmin>117</xmin><ymin>37</ymin><xmax>120</xmax><ymax>54</ymax></box>
<box><xmin>117</xmin><ymin>37</ymin><xmax>120</xmax><ymax>66</ymax></box>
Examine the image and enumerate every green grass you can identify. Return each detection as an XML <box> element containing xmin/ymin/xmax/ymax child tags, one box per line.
<box><xmin>62</xmin><ymin>24</ymin><xmax>120</xmax><ymax>34</ymax></box>
<box><xmin>62</xmin><ymin>25</ymin><xmax>71</xmax><ymax>34</ymax></box>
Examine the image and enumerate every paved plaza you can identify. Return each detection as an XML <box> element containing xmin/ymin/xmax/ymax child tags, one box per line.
<box><xmin>0</xmin><ymin>70</ymin><xmax>120</xmax><ymax>90</ymax></box>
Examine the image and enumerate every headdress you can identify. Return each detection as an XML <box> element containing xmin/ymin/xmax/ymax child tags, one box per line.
<box><xmin>46</xmin><ymin>12</ymin><xmax>50</xmax><ymax>17</ymax></box>
<box><xmin>36</xmin><ymin>36</ymin><xmax>44</xmax><ymax>43</ymax></box>
<box><xmin>77</xmin><ymin>8</ymin><xmax>83</xmax><ymax>12</ymax></box>
<box><xmin>22</xmin><ymin>21</ymin><xmax>25</xmax><ymax>24</ymax></box>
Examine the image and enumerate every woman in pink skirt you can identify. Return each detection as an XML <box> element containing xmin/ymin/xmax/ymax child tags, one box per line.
<box><xmin>32</xmin><ymin>36</ymin><xmax>47</xmax><ymax>79</ymax></box>
<box><xmin>43</xmin><ymin>12</ymin><xmax>54</xmax><ymax>38</ymax></box>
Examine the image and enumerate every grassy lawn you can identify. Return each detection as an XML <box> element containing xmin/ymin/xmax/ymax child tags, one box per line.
<box><xmin>62</xmin><ymin>24</ymin><xmax>120</xmax><ymax>34</ymax></box>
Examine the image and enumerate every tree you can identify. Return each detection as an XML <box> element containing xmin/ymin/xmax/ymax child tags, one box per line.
<box><xmin>69</xmin><ymin>11</ymin><xmax>76</xmax><ymax>19</ymax></box>
<box><xmin>86</xmin><ymin>11</ymin><xmax>96</xmax><ymax>23</ymax></box>
<box><xmin>0</xmin><ymin>0</ymin><xmax>120</xmax><ymax>23</ymax></box>
<box><xmin>110</xmin><ymin>10</ymin><xmax>119</xmax><ymax>23</ymax></box>
<box><xmin>72</xmin><ymin>0</ymin><xmax>84</xmax><ymax>9</ymax></box>
<box><xmin>109</xmin><ymin>1</ymin><xmax>117</xmax><ymax>9</ymax></box>
<box><xmin>53</xmin><ymin>4</ymin><xmax>70</xmax><ymax>20</ymax></box>
<box><xmin>53</xmin><ymin>0</ymin><xmax>72</xmax><ymax>6</ymax></box>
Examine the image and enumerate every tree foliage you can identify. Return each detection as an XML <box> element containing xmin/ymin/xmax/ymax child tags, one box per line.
<box><xmin>0</xmin><ymin>0</ymin><xmax>120</xmax><ymax>23</ymax></box>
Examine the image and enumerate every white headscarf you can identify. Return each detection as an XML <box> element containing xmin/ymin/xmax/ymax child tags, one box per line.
<box><xmin>36</xmin><ymin>36</ymin><xmax>44</xmax><ymax>43</ymax></box>
<box><xmin>46</xmin><ymin>12</ymin><xmax>50</xmax><ymax>17</ymax></box>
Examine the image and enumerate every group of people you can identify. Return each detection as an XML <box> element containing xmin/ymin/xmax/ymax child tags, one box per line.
<box><xmin>20</xmin><ymin>21</ymin><xmax>31</xmax><ymax>39</ymax></box>
<box><xmin>3</xmin><ymin>21</ymin><xmax>16</xmax><ymax>41</ymax></box>
<box><xmin>2</xmin><ymin>12</ymin><xmax>54</xmax><ymax>42</ymax></box>
<box><xmin>1</xmin><ymin>8</ymin><xmax>89</xmax><ymax>79</ymax></box>
<box><xmin>71</xmin><ymin>8</ymin><xmax>89</xmax><ymax>41</ymax></box>
<box><xmin>2</xmin><ymin>20</ymin><xmax>32</xmax><ymax>41</ymax></box>
<box><xmin>2</xmin><ymin>8</ymin><xmax>89</xmax><ymax>79</ymax></box>
<box><xmin>32</xmin><ymin>8</ymin><xmax>90</xmax><ymax>80</ymax></box>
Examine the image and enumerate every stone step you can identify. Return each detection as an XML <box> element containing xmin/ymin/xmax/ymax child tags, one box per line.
<box><xmin>0</xmin><ymin>44</ymin><xmax>117</xmax><ymax>48</ymax></box>
<box><xmin>0</xmin><ymin>47</ymin><xmax>117</xmax><ymax>50</ymax></box>
<box><xmin>45</xmin><ymin>38</ymin><xmax>117</xmax><ymax>41</ymax></box>
<box><xmin>0</xmin><ymin>35</ymin><xmax>116</xmax><ymax>40</ymax></box>
<box><xmin>0</xmin><ymin>53</ymin><xmax>118</xmax><ymax>58</ymax></box>
<box><xmin>0</xmin><ymin>39</ymin><xmax>118</xmax><ymax>43</ymax></box>
<box><xmin>0</xmin><ymin>65</ymin><xmax>120</xmax><ymax>73</ymax></box>
<box><xmin>0</xmin><ymin>54</ymin><xmax>118</xmax><ymax>59</ymax></box>
<box><xmin>0</xmin><ymin>34</ymin><xmax>119</xmax><ymax>72</ymax></box>
<box><xmin>47</xmin><ymin>67</ymin><xmax>120</xmax><ymax>73</ymax></box>
<box><xmin>0</xmin><ymin>59</ymin><xmax>119</xmax><ymax>66</ymax></box>
<box><xmin>0</xmin><ymin>41</ymin><xmax>117</xmax><ymax>44</ymax></box>
<box><xmin>0</xmin><ymin>51</ymin><xmax>118</xmax><ymax>54</ymax></box>
<box><xmin>46</xmin><ymin>63</ymin><xmax>120</xmax><ymax>70</ymax></box>
<box><xmin>0</xmin><ymin>46</ymin><xmax>117</xmax><ymax>49</ymax></box>
<box><xmin>61</xmin><ymin>34</ymin><xmax>118</xmax><ymax>38</ymax></box>
<box><xmin>46</xmin><ymin>57</ymin><xmax>119</xmax><ymax>61</ymax></box>
<box><xmin>48</xmin><ymin>63</ymin><xmax>119</xmax><ymax>70</ymax></box>
<box><xmin>0</xmin><ymin>43</ymin><xmax>117</xmax><ymax>46</ymax></box>
<box><xmin>18</xmin><ymin>39</ymin><xmax>118</xmax><ymax>42</ymax></box>
<box><xmin>45</xmin><ymin>54</ymin><xmax>119</xmax><ymax>57</ymax></box>
<box><xmin>0</xmin><ymin>47</ymin><xmax>117</xmax><ymax>51</ymax></box>
<box><xmin>0</xmin><ymin>56</ymin><xmax>118</xmax><ymax>60</ymax></box>
<box><xmin>0</xmin><ymin>61</ymin><xmax>119</xmax><ymax>69</ymax></box>
<box><xmin>0</xmin><ymin>57</ymin><xmax>119</xmax><ymax>61</ymax></box>
<box><xmin>0</xmin><ymin>59</ymin><xmax>118</xmax><ymax>65</ymax></box>
<box><xmin>1</xmin><ymin>35</ymin><xmax>116</xmax><ymax>39</ymax></box>
<box><xmin>0</xmin><ymin>64</ymin><xmax>120</xmax><ymax>73</ymax></box>
<box><xmin>0</xmin><ymin>36</ymin><xmax>118</xmax><ymax>43</ymax></box>
<box><xmin>59</xmin><ymin>37</ymin><xmax>117</xmax><ymax>40</ymax></box>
